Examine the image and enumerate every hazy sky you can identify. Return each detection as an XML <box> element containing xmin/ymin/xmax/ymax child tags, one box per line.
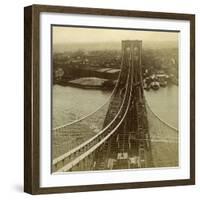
<box><xmin>52</xmin><ymin>26</ymin><xmax>179</xmax><ymax>44</ymax></box>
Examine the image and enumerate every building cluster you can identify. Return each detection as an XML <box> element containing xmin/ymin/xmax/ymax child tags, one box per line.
<box><xmin>53</xmin><ymin>48</ymin><xmax>178</xmax><ymax>87</ymax></box>
<box><xmin>53</xmin><ymin>50</ymin><xmax>121</xmax><ymax>84</ymax></box>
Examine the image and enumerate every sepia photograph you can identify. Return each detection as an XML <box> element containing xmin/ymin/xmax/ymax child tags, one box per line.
<box><xmin>24</xmin><ymin>5</ymin><xmax>195</xmax><ymax>194</ymax></box>
<box><xmin>23</xmin><ymin>4</ymin><xmax>196</xmax><ymax>194</ymax></box>
<box><xmin>51</xmin><ymin>26</ymin><xmax>179</xmax><ymax>173</ymax></box>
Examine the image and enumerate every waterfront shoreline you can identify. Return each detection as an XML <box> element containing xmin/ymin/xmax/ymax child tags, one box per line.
<box><xmin>54</xmin><ymin>77</ymin><xmax>115</xmax><ymax>90</ymax></box>
<box><xmin>54</xmin><ymin>74</ymin><xmax>177</xmax><ymax>91</ymax></box>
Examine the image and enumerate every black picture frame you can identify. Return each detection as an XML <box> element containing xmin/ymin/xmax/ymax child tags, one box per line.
<box><xmin>24</xmin><ymin>4</ymin><xmax>195</xmax><ymax>194</ymax></box>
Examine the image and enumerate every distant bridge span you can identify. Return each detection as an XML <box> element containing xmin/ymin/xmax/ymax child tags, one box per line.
<box><xmin>52</xmin><ymin>40</ymin><xmax>178</xmax><ymax>173</ymax></box>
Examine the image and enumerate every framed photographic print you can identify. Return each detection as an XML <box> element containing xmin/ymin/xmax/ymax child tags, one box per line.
<box><xmin>24</xmin><ymin>4</ymin><xmax>195</xmax><ymax>194</ymax></box>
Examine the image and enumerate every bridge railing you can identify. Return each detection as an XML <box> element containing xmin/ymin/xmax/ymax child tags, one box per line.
<box><xmin>52</xmin><ymin>62</ymin><xmax>133</xmax><ymax>172</ymax></box>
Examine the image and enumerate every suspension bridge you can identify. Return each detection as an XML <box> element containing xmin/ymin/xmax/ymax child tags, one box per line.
<box><xmin>52</xmin><ymin>40</ymin><xmax>178</xmax><ymax>173</ymax></box>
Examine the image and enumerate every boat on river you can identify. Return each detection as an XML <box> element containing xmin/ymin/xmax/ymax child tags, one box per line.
<box><xmin>151</xmin><ymin>81</ymin><xmax>160</xmax><ymax>90</ymax></box>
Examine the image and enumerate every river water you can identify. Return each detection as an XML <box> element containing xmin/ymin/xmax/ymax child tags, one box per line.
<box><xmin>53</xmin><ymin>85</ymin><xmax>178</xmax><ymax>129</ymax></box>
